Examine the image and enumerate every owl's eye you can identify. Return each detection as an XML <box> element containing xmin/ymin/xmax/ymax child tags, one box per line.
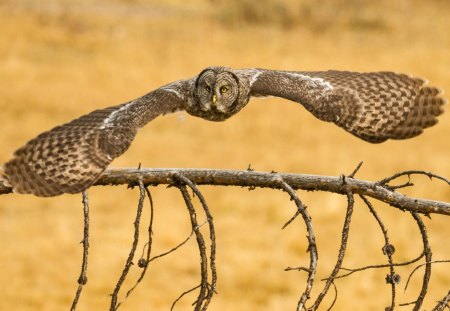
<box><xmin>205</xmin><ymin>85</ymin><xmax>211</xmax><ymax>93</ymax></box>
<box><xmin>220</xmin><ymin>86</ymin><xmax>229</xmax><ymax>94</ymax></box>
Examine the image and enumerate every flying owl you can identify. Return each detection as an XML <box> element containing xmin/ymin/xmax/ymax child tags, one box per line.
<box><xmin>1</xmin><ymin>67</ymin><xmax>446</xmax><ymax>197</ymax></box>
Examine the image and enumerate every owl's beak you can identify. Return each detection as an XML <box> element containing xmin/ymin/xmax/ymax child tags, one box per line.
<box><xmin>212</xmin><ymin>94</ymin><xmax>217</xmax><ymax>105</ymax></box>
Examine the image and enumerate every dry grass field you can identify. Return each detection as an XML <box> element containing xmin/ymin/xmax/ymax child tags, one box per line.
<box><xmin>0</xmin><ymin>0</ymin><xmax>449</xmax><ymax>310</ymax></box>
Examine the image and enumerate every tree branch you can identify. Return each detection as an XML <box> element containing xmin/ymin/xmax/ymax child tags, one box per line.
<box><xmin>70</xmin><ymin>191</ymin><xmax>90</xmax><ymax>311</ymax></box>
<box><xmin>432</xmin><ymin>290</ymin><xmax>450</xmax><ymax>311</ymax></box>
<box><xmin>110</xmin><ymin>179</ymin><xmax>146</xmax><ymax>311</ymax></box>
<box><xmin>92</xmin><ymin>169</ymin><xmax>450</xmax><ymax>216</ymax></box>
<box><xmin>177</xmin><ymin>184</ymin><xmax>209</xmax><ymax>311</ymax></box>
<box><xmin>277</xmin><ymin>178</ymin><xmax>317</xmax><ymax>310</ymax></box>
<box><xmin>1</xmin><ymin>167</ymin><xmax>448</xmax><ymax>310</ymax></box>
<box><xmin>1</xmin><ymin>168</ymin><xmax>448</xmax><ymax>216</ymax></box>
<box><xmin>312</xmin><ymin>193</ymin><xmax>355</xmax><ymax>310</ymax></box>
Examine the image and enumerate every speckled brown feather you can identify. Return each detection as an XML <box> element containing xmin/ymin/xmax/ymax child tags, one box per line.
<box><xmin>1</xmin><ymin>67</ymin><xmax>446</xmax><ymax>197</ymax></box>
<box><xmin>2</xmin><ymin>80</ymin><xmax>192</xmax><ymax>196</ymax></box>
<box><xmin>246</xmin><ymin>69</ymin><xmax>446</xmax><ymax>143</ymax></box>
<box><xmin>2</xmin><ymin>107</ymin><xmax>119</xmax><ymax>196</ymax></box>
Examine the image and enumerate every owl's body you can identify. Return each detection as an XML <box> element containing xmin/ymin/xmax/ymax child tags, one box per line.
<box><xmin>1</xmin><ymin>67</ymin><xmax>446</xmax><ymax>196</ymax></box>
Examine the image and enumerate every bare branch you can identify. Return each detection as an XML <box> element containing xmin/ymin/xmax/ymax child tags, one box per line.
<box><xmin>360</xmin><ymin>195</ymin><xmax>397</xmax><ymax>310</ymax></box>
<box><xmin>410</xmin><ymin>212</ymin><xmax>432</xmax><ymax>311</ymax></box>
<box><xmin>336</xmin><ymin>251</ymin><xmax>424</xmax><ymax>279</ymax></box>
<box><xmin>177</xmin><ymin>184</ymin><xmax>209</xmax><ymax>311</ymax></box>
<box><xmin>149</xmin><ymin>224</ymin><xmax>205</xmax><ymax>263</ymax></box>
<box><xmin>326</xmin><ymin>281</ymin><xmax>338</xmax><ymax>311</ymax></box>
<box><xmin>1</xmin><ymin>167</ymin><xmax>448</xmax><ymax>310</ymax></box>
<box><xmin>276</xmin><ymin>178</ymin><xmax>317</xmax><ymax>310</ymax></box>
<box><xmin>378</xmin><ymin>170</ymin><xmax>450</xmax><ymax>186</ymax></box>
<box><xmin>348</xmin><ymin>161</ymin><xmax>364</xmax><ymax>178</ymax></box>
<box><xmin>170</xmin><ymin>285</ymin><xmax>202</xmax><ymax>311</ymax></box>
<box><xmin>311</xmin><ymin>193</ymin><xmax>355</xmax><ymax>310</ymax></box>
<box><xmin>110</xmin><ymin>179</ymin><xmax>146</xmax><ymax>311</ymax></box>
<box><xmin>404</xmin><ymin>260</ymin><xmax>450</xmax><ymax>292</ymax></box>
<box><xmin>432</xmin><ymin>290</ymin><xmax>450</xmax><ymax>311</ymax></box>
<box><xmin>70</xmin><ymin>191</ymin><xmax>90</xmax><ymax>311</ymax></box>
<box><xmin>124</xmin><ymin>186</ymin><xmax>155</xmax><ymax>300</ymax></box>
<box><xmin>285</xmin><ymin>266</ymin><xmax>312</xmax><ymax>273</ymax></box>
<box><xmin>173</xmin><ymin>174</ymin><xmax>217</xmax><ymax>311</ymax></box>
<box><xmin>282</xmin><ymin>209</ymin><xmax>301</xmax><ymax>229</ymax></box>
<box><xmin>1</xmin><ymin>168</ymin><xmax>449</xmax><ymax>215</ymax></box>
<box><xmin>89</xmin><ymin>168</ymin><xmax>450</xmax><ymax>216</ymax></box>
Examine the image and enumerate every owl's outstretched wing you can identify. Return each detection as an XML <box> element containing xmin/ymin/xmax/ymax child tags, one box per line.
<box><xmin>1</xmin><ymin>79</ymin><xmax>194</xmax><ymax>197</ymax></box>
<box><xmin>237</xmin><ymin>69</ymin><xmax>446</xmax><ymax>143</ymax></box>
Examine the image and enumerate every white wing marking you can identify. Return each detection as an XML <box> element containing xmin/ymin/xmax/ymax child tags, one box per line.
<box><xmin>160</xmin><ymin>85</ymin><xmax>182</xmax><ymax>98</ymax></box>
<box><xmin>160</xmin><ymin>79</ymin><xmax>191</xmax><ymax>99</ymax></box>
<box><xmin>285</xmin><ymin>72</ymin><xmax>334</xmax><ymax>90</ymax></box>
<box><xmin>100</xmin><ymin>80</ymin><xmax>187</xmax><ymax>129</ymax></box>
<box><xmin>249</xmin><ymin>70</ymin><xmax>263</xmax><ymax>86</ymax></box>
<box><xmin>100</xmin><ymin>102</ymin><xmax>134</xmax><ymax>129</ymax></box>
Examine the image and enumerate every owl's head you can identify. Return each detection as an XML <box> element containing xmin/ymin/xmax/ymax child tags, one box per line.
<box><xmin>185</xmin><ymin>67</ymin><xmax>249</xmax><ymax>121</ymax></box>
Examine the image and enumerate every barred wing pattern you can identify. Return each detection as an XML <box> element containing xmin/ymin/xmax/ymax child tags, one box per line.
<box><xmin>0</xmin><ymin>67</ymin><xmax>446</xmax><ymax>197</ymax></box>
<box><xmin>2</xmin><ymin>106</ymin><xmax>126</xmax><ymax>196</ymax></box>
<box><xmin>246</xmin><ymin>69</ymin><xmax>446</xmax><ymax>143</ymax></box>
<box><xmin>1</xmin><ymin>81</ymin><xmax>191</xmax><ymax>196</ymax></box>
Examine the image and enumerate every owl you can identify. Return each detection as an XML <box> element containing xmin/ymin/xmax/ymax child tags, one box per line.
<box><xmin>1</xmin><ymin>67</ymin><xmax>446</xmax><ymax>196</ymax></box>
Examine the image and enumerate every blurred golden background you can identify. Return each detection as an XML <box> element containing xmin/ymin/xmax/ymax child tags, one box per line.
<box><xmin>0</xmin><ymin>0</ymin><xmax>449</xmax><ymax>310</ymax></box>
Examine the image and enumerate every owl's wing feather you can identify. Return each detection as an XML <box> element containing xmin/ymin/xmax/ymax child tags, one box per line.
<box><xmin>1</xmin><ymin>79</ymin><xmax>193</xmax><ymax>196</ymax></box>
<box><xmin>240</xmin><ymin>69</ymin><xmax>446</xmax><ymax>143</ymax></box>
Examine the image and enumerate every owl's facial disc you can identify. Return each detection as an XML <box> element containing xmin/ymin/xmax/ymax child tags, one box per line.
<box><xmin>212</xmin><ymin>73</ymin><xmax>238</xmax><ymax>112</ymax></box>
<box><xmin>191</xmin><ymin>68</ymin><xmax>241</xmax><ymax>121</ymax></box>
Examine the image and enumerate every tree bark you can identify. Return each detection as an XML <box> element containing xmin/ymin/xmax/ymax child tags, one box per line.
<box><xmin>1</xmin><ymin>168</ymin><xmax>449</xmax><ymax>216</ymax></box>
